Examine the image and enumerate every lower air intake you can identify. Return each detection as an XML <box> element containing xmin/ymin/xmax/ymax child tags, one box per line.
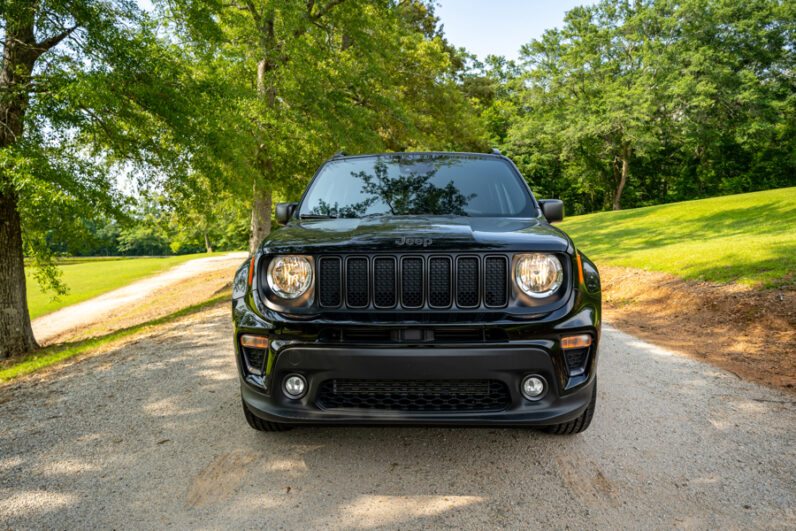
<box><xmin>317</xmin><ymin>379</ymin><xmax>510</xmax><ymax>412</ymax></box>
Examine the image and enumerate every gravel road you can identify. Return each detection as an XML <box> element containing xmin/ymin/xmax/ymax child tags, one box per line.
<box><xmin>31</xmin><ymin>252</ymin><xmax>248</xmax><ymax>344</ymax></box>
<box><xmin>2</xmin><ymin>305</ymin><xmax>794</xmax><ymax>529</ymax></box>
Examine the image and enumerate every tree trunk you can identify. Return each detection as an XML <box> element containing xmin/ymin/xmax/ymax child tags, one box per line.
<box><xmin>249</xmin><ymin>181</ymin><xmax>272</xmax><ymax>254</ymax></box>
<box><xmin>0</xmin><ymin>5</ymin><xmax>42</xmax><ymax>357</ymax></box>
<box><xmin>0</xmin><ymin>189</ymin><xmax>38</xmax><ymax>358</ymax></box>
<box><xmin>203</xmin><ymin>231</ymin><xmax>213</xmax><ymax>253</ymax></box>
<box><xmin>613</xmin><ymin>142</ymin><xmax>630</xmax><ymax>210</ymax></box>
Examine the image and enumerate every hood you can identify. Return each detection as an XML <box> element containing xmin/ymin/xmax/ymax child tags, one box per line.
<box><xmin>261</xmin><ymin>215</ymin><xmax>573</xmax><ymax>254</ymax></box>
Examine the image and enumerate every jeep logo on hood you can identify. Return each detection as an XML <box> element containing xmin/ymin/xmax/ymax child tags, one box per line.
<box><xmin>395</xmin><ymin>236</ymin><xmax>432</xmax><ymax>247</ymax></box>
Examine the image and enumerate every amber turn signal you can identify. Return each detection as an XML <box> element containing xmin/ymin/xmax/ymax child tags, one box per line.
<box><xmin>561</xmin><ymin>334</ymin><xmax>592</xmax><ymax>350</ymax></box>
<box><xmin>240</xmin><ymin>334</ymin><xmax>269</xmax><ymax>349</ymax></box>
<box><xmin>247</xmin><ymin>256</ymin><xmax>255</xmax><ymax>286</ymax></box>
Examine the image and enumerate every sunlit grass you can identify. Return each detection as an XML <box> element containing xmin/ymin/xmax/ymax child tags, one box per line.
<box><xmin>26</xmin><ymin>252</ymin><xmax>230</xmax><ymax>319</ymax></box>
<box><xmin>558</xmin><ymin>187</ymin><xmax>796</xmax><ymax>287</ymax></box>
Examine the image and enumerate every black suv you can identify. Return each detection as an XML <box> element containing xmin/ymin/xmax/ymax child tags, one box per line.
<box><xmin>232</xmin><ymin>152</ymin><xmax>601</xmax><ymax>434</ymax></box>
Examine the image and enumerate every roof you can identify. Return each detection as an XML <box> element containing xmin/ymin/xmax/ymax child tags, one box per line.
<box><xmin>330</xmin><ymin>150</ymin><xmax>505</xmax><ymax>161</ymax></box>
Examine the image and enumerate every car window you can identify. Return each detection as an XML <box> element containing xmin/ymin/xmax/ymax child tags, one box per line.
<box><xmin>299</xmin><ymin>154</ymin><xmax>534</xmax><ymax>218</ymax></box>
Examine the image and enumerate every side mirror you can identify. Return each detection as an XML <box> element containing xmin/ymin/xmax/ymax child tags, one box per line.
<box><xmin>275</xmin><ymin>202</ymin><xmax>297</xmax><ymax>225</ymax></box>
<box><xmin>539</xmin><ymin>199</ymin><xmax>564</xmax><ymax>223</ymax></box>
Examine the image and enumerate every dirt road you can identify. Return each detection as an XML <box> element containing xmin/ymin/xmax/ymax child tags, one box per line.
<box><xmin>31</xmin><ymin>252</ymin><xmax>248</xmax><ymax>344</ymax></box>
<box><xmin>1</xmin><ymin>305</ymin><xmax>794</xmax><ymax>529</ymax></box>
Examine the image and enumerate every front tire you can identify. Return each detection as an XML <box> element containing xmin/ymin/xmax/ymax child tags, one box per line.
<box><xmin>543</xmin><ymin>379</ymin><xmax>597</xmax><ymax>435</ymax></box>
<box><xmin>242</xmin><ymin>398</ymin><xmax>292</xmax><ymax>432</ymax></box>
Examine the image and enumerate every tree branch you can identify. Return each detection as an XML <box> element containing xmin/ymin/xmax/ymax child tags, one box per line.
<box><xmin>311</xmin><ymin>0</ymin><xmax>346</xmax><ymax>20</ymax></box>
<box><xmin>36</xmin><ymin>25</ymin><xmax>78</xmax><ymax>54</ymax></box>
<box><xmin>243</xmin><ymin>0</ymin><xmax>261</xmax><ymax>23</ymax></box>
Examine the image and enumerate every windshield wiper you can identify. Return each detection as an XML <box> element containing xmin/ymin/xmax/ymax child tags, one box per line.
<box><xmin>299</xmin><ymin>214</ymin><xmax>337</xmax><ymax>219</ymax></box>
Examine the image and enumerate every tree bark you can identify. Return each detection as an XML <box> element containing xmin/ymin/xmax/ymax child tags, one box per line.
<box><xmin>203</xmin><ymin>231</ymin><xmax>213</xmax><ymax>253</ymax></box>
<box><xmin>0</xmin><ymin>189</ymin><xmax>38</xmax><ymax>358</ymax></box>
<box><xmin>0</xmin><ymin>3</ymin><xmax>44</xmax><ymax>358</ymax></box>
<box><xmin>249</xmin><ymin>181</ymin><xmax>272</xmax><ymax>254</ymax></box>
<box><xmin>613</xmin><ymin>142</ymin><xmax>629</xmax><ymax>211</ymax></box>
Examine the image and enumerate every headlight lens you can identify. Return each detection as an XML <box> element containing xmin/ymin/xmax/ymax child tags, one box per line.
<box><xmin>267</xmin><ymin>255</ymin><xmax>313</xmax><ymax>299</ymax></box>
<box><xmin>514</xmin><ymin>253</ymin><xmax>563</xmax><ymax>298</ymax></box>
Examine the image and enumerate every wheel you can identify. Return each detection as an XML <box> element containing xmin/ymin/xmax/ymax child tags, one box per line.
<box><xmin>542</xmin><ymin>379</ymin><xmax>597</xmax><ymax>435</ymax></box>
<box><xmin>242</xmin><ymin>398</ymin><xmax>292</xmax><ymax>432</ymax></box>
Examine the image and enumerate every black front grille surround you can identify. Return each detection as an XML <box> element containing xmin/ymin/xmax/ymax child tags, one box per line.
<box><xmin>317</xmin><ymin>254</ymin><xmax>510</xmax><ymax>310</ymax></box>
<box><xmin>317</xmin><ymin>379</ymin><xmax>511</xmax><ymax>412</ymax></box>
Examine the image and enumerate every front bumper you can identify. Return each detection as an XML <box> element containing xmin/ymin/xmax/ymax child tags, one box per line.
<box><xmin>240</xmin><ymin>343</ymin><xmax>597</xmax><ymax>426</ymax></box>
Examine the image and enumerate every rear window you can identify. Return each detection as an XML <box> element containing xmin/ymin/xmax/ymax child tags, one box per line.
<box><xmin>298</xmin><ymin>154</ymin><xmax>535</xmax><ymax>218</ymax></box>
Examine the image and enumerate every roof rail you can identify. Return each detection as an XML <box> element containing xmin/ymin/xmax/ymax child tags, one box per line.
<box><xmin>332</xmin><ymin>150</ymin><xmax>348</xmax><ymax>159</ymax></box>
<box><xmin>490</xmin><ymin>148</ymin><xmax>501</xmax><ymax>155</ymax></box>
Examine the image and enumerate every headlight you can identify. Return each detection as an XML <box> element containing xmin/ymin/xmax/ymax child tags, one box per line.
<box><xmin>267</xmin><ymin>255</ymin><xmax>313</xmax><ymax>299</ymax></box>
<box><xmin>514</xmin><ymin>253</ymin><xmax>563</xmax><ymax>298</ymax></box>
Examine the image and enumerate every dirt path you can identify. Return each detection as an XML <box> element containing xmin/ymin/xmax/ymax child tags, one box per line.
<box><xmin>31</xmin><ymin>252</ymin><xmax>248</xmax><ymax>345</ymax></box>
<box><xmin>1</xmin><ymin>305</ymin><xmax>794</xmax><ymax>529</ymax></box>
<box><xmin>598</xmin><ymin>265</ymin><xmax>796</xmax><ymax>393</ymax></box>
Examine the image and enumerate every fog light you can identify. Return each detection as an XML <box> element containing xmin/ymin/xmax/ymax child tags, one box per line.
<box><xmin>283</xmin><ymin>374</ymin><xmax>307</xmax><ymax>399</ymax></box>
<box><xmin>521</xmin><ymin>375</ymin><xmax>546</xmax><ymax>400</ymax></box>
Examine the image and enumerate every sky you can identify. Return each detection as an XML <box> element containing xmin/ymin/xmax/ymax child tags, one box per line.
<box><xmin>435</xmin><ymin>0</ymin><xmax>591</xmax><ymax>61</ymax></box>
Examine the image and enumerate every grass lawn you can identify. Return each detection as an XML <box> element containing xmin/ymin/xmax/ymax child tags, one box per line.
<box><xmin>26</xmin><ymin>252</ymin><xmax>230</xmax><ymax>319</ymax></box>
<box><xmin>558</xmin><ymin>187</ymin><xmax>796</xmax><ymax>288</ymax></box>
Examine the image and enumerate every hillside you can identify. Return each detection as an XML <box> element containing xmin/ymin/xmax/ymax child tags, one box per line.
<box><xmin>557</xmin><ymin>188</ymin><xmax>795</xmax><ymax>392</ymax></box>
<box><xmin>559</xmin><ymin>187</ymin><xmax>796</xmax><ymax>288</ymax></box>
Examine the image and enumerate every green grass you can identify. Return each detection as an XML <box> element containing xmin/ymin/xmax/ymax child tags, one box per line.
<box><xmin>558</xmin><ymin>187</ymin><xmax>796</xmax><ymax>287</ymax></box>
<box><xmin>26</xmin><ymin>252</ymin><xmax>230</xmax><ymax>319</ymax></box>
<box><xmin>0</xmin><ymin>292</ymin><xmax>230</xmax><ymax>383</ymax></box>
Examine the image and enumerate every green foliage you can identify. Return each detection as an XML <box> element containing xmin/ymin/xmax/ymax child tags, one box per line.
<box><xmin>160</xmin><ymin>0</ymin><xmax>489</xmax><ymax>200</ymax></box>
<box><xmin>559</xmin><ymin>187</ymin><xmax>796</xmax><ymax>286</ymax></box>
<box><xmin>486</xmin><ymin>0</ymin><xmax>795</xmax><ymax>214</ymax></box>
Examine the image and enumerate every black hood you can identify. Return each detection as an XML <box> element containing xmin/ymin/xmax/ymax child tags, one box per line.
<box><xmin>260</xmin><ymin>216</ymin><xmax>573</xmax><ymax>255</ymax></box>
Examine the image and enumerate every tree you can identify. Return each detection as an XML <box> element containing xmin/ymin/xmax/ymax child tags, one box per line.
<box><xmin>498</xmin><ymin>0</ymin><xmax>794</xmax><ymax>214</ymax></box>
<box><xmin>165</xmin><ymin>0</ymin><xmax>487</xmax><ymax>253</ymax></box>
<box><xmin>0</xmin><ymin>0</ymin><xmax>212</xmax><ymax>358</ymax></box>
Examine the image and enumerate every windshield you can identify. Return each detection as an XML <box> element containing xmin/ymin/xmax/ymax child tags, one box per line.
<box><xmin>298</xmin><ymin>154</ymin><xmax>535</xmax><ymax>218</ymax></box>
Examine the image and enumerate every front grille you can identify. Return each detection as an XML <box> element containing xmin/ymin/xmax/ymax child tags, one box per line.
<box><xmin>317</xmin><ymin>379</ymin><xmax>511</xmax><ymax>412</ymax></box>
<box><xmin>318</xmin><ymin>254</ymin><xmax>509</xmax><ymax>310</ymax></box>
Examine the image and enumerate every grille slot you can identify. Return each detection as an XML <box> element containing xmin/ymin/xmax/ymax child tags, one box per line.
<box><xmin>401</xmin><ymin>257</ymin><xmax>424</xmax><ymax>308</ymax></box>
<box><xmin>318</xmin><ymin>257</ymin><xmax>341</xmax><ymax>307</ymax></box>
<box><xmin>346</xmin><ymin>257</ymin><xmax>369</xmax><ymax>308</ymax></box>
<box><xmin>373</xmin><ymin>257</ymin><xmax>397</xmax><ymax>308</ymax></box>
<box><xmin>317</xmin><ymin>379</ymin><xmax>510</xmax><ymax>412</ymax></box>
<box><xmin>456</xmin><ymin>256</ymin><xmax>479</xmax><ymax>308</ymax></box>
<box><xmin>484</xmin><ymin>256</ymin><xmax>508</xmax><ymax>307</ymax></box>
<box><xmin>428</xmin><ymin>257</ymin><xmax>452</xmax><ymax>307</ymax></box>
